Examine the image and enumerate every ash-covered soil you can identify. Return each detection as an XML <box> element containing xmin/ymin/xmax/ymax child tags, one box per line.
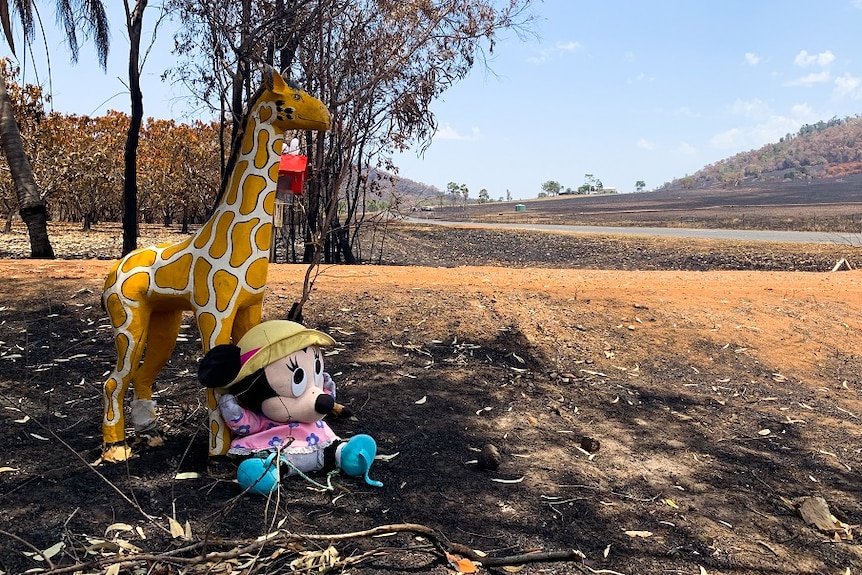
<box><xmin>0</xmin><ymin>221</ymin><xmax>860</xmax><ymax>575</ymax></box>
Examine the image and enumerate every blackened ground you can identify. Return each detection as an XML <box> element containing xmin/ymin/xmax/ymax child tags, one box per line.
<box><xmin>0</xmin><ymin>222</ymin><xmax>860</xmax><ymax>575</ymax></box>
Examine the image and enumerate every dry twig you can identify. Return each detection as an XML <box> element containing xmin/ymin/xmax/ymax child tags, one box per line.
<box><xmin>34</xmin><ymin>522</ymin><xmax>584</xmax><ymax>574</ymax></box>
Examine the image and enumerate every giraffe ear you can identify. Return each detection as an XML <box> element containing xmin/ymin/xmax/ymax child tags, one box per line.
<box><xmin>199</xmin><ymin>345</ymin><xmax>242</xmax><ymax>388</ymax></box>
<box><xmin>270</xmin><ymin>66</ymin><xmax>288</xmax><ymax>92</ymax></box>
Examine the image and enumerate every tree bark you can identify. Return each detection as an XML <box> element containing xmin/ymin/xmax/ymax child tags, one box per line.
<box><xmin>0</xmin><ymin>67</ymin><xmax>54</xmax><ymax>258</ymax></box>
<box><xmin>330</xmin><ymin>217</ymin><xmax>355</xmax><ymax>264</ymax></box>
<box><xmin>122</xmin><ymin>0</ymin><xmax>147</xmax><ymax>256</ymax></box>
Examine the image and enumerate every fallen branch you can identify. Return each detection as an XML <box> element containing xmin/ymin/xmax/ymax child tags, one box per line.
<box><xmin>36</xmin><ymin>522</ymin><xmax>584</xmax><ymax>574</ymax></box>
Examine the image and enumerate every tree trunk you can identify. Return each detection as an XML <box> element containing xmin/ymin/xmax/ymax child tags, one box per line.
<box><xmin>181</xmin><ymin>204</ymin><xmax>189</xmax><ymax>234</ymax></box>
<box><xmin>0</xmin><ymin>68</ymin><xmax>54</xmax><ymax>258</ymax></box>
<box><xmin>122</xmin><ymin>0</ymin><xmax>147</xmax><ymax>256</ymax></box>
<box><xmin>330</xmin><ymin>217</ymin><xmax>356</xmax><ymax>264</ymax></box>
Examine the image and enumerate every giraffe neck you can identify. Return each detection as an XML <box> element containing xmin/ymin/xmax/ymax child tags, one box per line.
<box><xmin>216</xmin><ymin>98</ymin><xmax>283</xmax><ymax>221</ymax></box>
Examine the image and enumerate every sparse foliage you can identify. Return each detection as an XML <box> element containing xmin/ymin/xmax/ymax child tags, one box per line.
<box><xmin>540</xmin><ymin>180</ymin><xmax>561</xmax><ymax>197</ymax></box>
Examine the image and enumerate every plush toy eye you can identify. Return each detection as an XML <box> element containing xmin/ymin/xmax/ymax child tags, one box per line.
<box><xmin>314</xmin><ymin>348</ymin><xmax>323</xmax><ymax>376</ymax></box>
<box><xmin>292</xmin><ymin>367</ymin><xmax>307</xmax><ymax>397</ymax></box>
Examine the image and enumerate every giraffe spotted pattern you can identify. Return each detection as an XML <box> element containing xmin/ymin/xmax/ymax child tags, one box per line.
<box><xmin>100</xmin><ymin>68</ymin><xmax>330</xmax><ymax>463</ymax></box>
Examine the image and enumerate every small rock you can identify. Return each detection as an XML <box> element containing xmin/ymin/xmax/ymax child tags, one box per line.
<box><xmin>478</xmin><ymin>443</ymin><xmax>502</xmax><ymax>471</ymax></box>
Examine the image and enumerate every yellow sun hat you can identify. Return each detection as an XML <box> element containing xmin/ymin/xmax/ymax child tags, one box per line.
<box><xmin>228</xmin><ymin>320</ymin><xmax>336</xmax><ymax>387</ymax></box>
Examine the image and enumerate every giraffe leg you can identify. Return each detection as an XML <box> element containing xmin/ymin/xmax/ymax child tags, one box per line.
<box><xmin>198</xmin><ymin>311</ymin><xmax>235</xmax><ymax>460</ymax></box>
<box><xmin>128</xmin><ymin>309</ymin><xmax>184</xmax><ymax>448</ymax></box>
<box><xmin>205</xmin><ymin>303</ymin><xmax>264</xmax><ymax>462</ymax></box>
<box><xmin>102</xmin><ymin>312</ymin><xmax>150</xmax><ymax>463</ymax></box>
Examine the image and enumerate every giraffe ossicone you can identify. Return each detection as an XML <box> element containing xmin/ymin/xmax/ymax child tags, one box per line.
<box><xmin>100</xmin><ymin>67</ymin><xmax>331</xmax><ymax>463</ymax></box>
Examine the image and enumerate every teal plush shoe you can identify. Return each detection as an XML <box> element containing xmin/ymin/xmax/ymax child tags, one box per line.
<box><xmin>339</xmin><ymin>434</ymin><xmax>383</xmax><ymax>487</ymax></box>
<box><xmin>237</xmin><ymin>453</ymin><xmax>280</xmax><ymax>495</ymax></box>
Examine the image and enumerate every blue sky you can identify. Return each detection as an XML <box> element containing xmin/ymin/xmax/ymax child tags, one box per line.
<box><xmin>5</xmin><ymin>1</ymin><xmax>862</xmax><ymax>200</ymax></box>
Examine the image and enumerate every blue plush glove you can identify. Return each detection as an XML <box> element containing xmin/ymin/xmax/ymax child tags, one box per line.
<box><xmin>218</xmin><ymin>393</ymin><xmax>244</xmax><ymax>423</ymax></box>
<box><xmin>237</xmin><ymin>453</ymin><xmax>280</xmax><ymax>495</ymax></box>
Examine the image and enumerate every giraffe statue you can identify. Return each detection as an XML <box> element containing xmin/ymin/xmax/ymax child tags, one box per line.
<box><xmin>101</xmin><ymin>67</ymin><xmax>331</xmax><ymax>463</ymax></box>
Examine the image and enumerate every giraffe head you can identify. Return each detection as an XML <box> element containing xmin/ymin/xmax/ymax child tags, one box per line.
<box><xmin>262</xmin><ymin>67</ymin><xmax>331</xmax><ymax>133</ymax></box>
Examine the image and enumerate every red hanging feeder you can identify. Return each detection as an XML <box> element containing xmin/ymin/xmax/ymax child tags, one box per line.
<box><xmin>277</xmin><ymin>152</ymin><xmax>308</xmax><ymax>198</ymax></box>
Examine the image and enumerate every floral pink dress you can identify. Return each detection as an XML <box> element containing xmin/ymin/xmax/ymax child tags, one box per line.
<box><xmin>220</xmin><ymin>394</ymin><xmax>340</xmax><ymax>457</ymax></box>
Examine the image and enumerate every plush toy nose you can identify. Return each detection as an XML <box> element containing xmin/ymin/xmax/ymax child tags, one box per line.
<box><xmin>314</xmin><ymin>393</ymin><xmax>335</xmax><ymax>415</ymax></box>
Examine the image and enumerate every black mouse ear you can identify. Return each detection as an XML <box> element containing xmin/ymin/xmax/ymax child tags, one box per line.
<box><xmin>228</xmin><ymin>369</ymin><xmax>271</xmax><ymax>413</ymax></box>
<box><xmin>199</xmin><ymin>345</ymin><xmax>242</xmax><ymax>388</ymax></box>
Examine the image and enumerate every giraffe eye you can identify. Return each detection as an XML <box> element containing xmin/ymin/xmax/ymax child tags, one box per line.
<box><xmin>293</xmin><ymin>94</ymin><xmax>301</xmax><ymax>101</ymax></box>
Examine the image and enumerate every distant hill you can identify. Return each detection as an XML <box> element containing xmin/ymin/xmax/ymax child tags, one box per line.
<box><xmin>363</xmin><ymin>169</ymin><xmax>441</xmax><ymax>210</ymax></box>
<box><xmin>662</xmin><ymin>115</ymin><xmax>862</xmax><ymax>191</ymax></box>
<box><xmin>371</xmin><ymin>115</ymin><xmax>862</xmax><ymax>203</ymax></box>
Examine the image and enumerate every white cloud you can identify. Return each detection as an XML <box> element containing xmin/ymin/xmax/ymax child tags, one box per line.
<box><xmin>636</xmin><ymin>138</ymin><xmax>655</xmax><ymax>151</ymax></box>
<box><xmin>627</xmin><ymin>72</ymin><xmax>655</xmax><ymax>84</ymax></box>
<box><xmin>853</xmin><ymin>0</ymin><xmax>862</xmax><ymax>9</ymax></box>
<box><xmin>710</xmin><ymin>128</ymin><xmax>745</xmax><ymax>149</ymax></box>
<box><xmin>787</xmin><ymin>70</ymin><xmax>831</xmax><ymax>86</ymax></box>
<box><xmin>834</xmin><ymin>72</ymin><xmax>862</xmax><ymax>99</ymax></box>
<box><xmin>435</xmin><ymin>123</ymin><xmax>481</xmax><ymax>141</ymax></box>
<box><xmin>793</xmin><ymin>49</ymin><xmax>835</xmax><ymax>68</ymax></box>
<box><xmin>728</xmin><ymin>98</ymin><xmax>771</xmax><ymax>118</ymax></box>
<box><xmin>675</xmin><ymin>142</ymin><xmax>696</xmax><ymax>156</ymax></box>
<box><xmin>526</xmin><ymin>40</ymin><xmax>582</xmax><ymax>64</ymax></box>
<box><xmin>555</xmin><ymin>41</ymin><xmax>582</xmax><ymax>53</ymax></box>
<box><xmin>787</xmin><ymin>50</ymin><xmax>834</xmax><ymax>86</ymax></box>
<box><xmin>709</xmin><ymin>101</ymin><xmax>819</xmax><ymax>150</ymax></box>
<box><xmin>744</xmin><ymin>52</ymin><xmax>761</xmax><ymax>65</ymax></box>
<box><xmin>789</xmin><ymin>102</ymin><xmax>816</xmax><ymax>117</ymax></box>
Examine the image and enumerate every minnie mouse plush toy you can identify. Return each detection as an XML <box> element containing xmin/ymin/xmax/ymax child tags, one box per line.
<box><xmin>199</xmin><ymin>320</ymin><xmax>381</xmax><ymax>494</ymax></box>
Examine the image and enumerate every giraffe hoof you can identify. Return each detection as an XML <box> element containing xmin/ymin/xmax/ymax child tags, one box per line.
<box><xmin>102</xmin><ymin>444</ymin><xmax>133</xmax><ymax>463</ymax></box>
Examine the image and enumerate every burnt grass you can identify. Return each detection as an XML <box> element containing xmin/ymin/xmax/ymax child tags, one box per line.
<box><xmin>422</xmin><ymin>176</ymin><xmax>862</xmax><ymax>232</ymax></box>
<box><xmin>1</xmin><ymin>187</ymin><xmax>861</xmax><ymax>575</ymax></box>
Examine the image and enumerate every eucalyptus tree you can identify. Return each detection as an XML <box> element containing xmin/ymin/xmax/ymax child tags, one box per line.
<box><xmin>0</xmin><ymin>0</ymin><xmax>109</xmax><ymax>258</ymax></box>
<box><xmin>167</xmin><ymin>0</ymin><xmax>534</xmax><ymax>270</ymax></box>
<box><xmin>294</xmin><ymin>0</ymin><xmax>535</xmax><ymax>264</ymax></box>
